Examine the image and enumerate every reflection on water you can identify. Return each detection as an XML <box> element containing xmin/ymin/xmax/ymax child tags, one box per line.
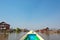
<box><xmin>0</xmin><ymin>32</ymin><xmax>60</xmax><ymax>40</ymax></box>
<box><xmin>44</xmin><ymin>33</ymin><xmax>50</xmax><ymax>40</ymax></box>
<box><xmin>0</xmin><ymin>33</ymin><xmax>8</xmax><ymax>40</ymax></box>
<box><xmin>42</xmin><ymin>33</ymin><xmax>60</xmax><ymax>40</ymax></box>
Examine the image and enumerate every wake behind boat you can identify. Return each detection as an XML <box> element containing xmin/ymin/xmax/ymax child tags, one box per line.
<box><xmin>20</xmin><ymin>30</ymin><xmax>44</xmax><ymax>40</ymax></box>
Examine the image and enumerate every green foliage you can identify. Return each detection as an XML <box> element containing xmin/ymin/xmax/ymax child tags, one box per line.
<box><xmin>16</xmin><ymin>28</ymin><xmax>21</xmax><ymax>33</ymax></box>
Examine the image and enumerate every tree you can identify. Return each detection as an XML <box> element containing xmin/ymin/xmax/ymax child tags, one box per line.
<box><xmin>16</xmin><ymin>28</ymin><xmax>21</xmax><ymax>33</ymax></box>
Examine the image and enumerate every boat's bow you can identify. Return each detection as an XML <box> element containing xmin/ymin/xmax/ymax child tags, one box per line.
<box><xmin>20</xmin><ymin>30</ymin><xmax>44</xmax><ymax>40</ymax></box>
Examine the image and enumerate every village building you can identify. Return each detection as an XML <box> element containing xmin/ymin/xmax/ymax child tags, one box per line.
<box><xmin>0</xmin><ymin>22</ymin><xmax>10</xmax><ymax>30</ymax></box>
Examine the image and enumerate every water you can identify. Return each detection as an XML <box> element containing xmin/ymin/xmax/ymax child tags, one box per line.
<box><xmin>0</xmin><ymin>32</ymin><xmax>60</xmax><ymax>40</ymax></box>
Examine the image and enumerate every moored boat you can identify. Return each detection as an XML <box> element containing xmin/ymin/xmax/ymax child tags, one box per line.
<box><xmin>20</xmin><ymin>30</ymin><xmax>44</xmax><ymax>40</ymax></box>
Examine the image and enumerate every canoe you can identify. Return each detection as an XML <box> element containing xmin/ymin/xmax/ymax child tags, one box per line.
<box><xmin>20</xmin><ymin>30</ymin><xmax>44</xmax><ymax>40</ymax></box>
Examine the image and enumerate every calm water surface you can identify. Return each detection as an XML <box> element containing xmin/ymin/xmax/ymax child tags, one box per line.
<box><xmin>0</xmin><ymin>32</ymin><xmax>60</xmax><ymax>40</ymax></box>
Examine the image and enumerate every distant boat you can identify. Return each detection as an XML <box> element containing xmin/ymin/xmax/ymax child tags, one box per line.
<box><xmin>20</xmin><ymin>30</ymin><xmax>44</xmax><ymax>40</ymax></box>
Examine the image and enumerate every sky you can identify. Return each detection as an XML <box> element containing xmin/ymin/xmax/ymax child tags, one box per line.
<box><xmin>0</xmin><ymin>0</ymin><xmax>60</xmax><ymax>30</ymax></box>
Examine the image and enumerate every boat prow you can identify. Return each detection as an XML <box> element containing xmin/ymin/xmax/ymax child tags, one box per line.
<box><xmin>20</xmin><ymin>30</ymin><xmax>44</xmax><ymax>40</ymax></box>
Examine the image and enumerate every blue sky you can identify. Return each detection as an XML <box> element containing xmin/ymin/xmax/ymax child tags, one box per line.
<box><xmin>0</xmin><ymin>0</ymin><xmax>60</xmax><ymax>30</ymax></box>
